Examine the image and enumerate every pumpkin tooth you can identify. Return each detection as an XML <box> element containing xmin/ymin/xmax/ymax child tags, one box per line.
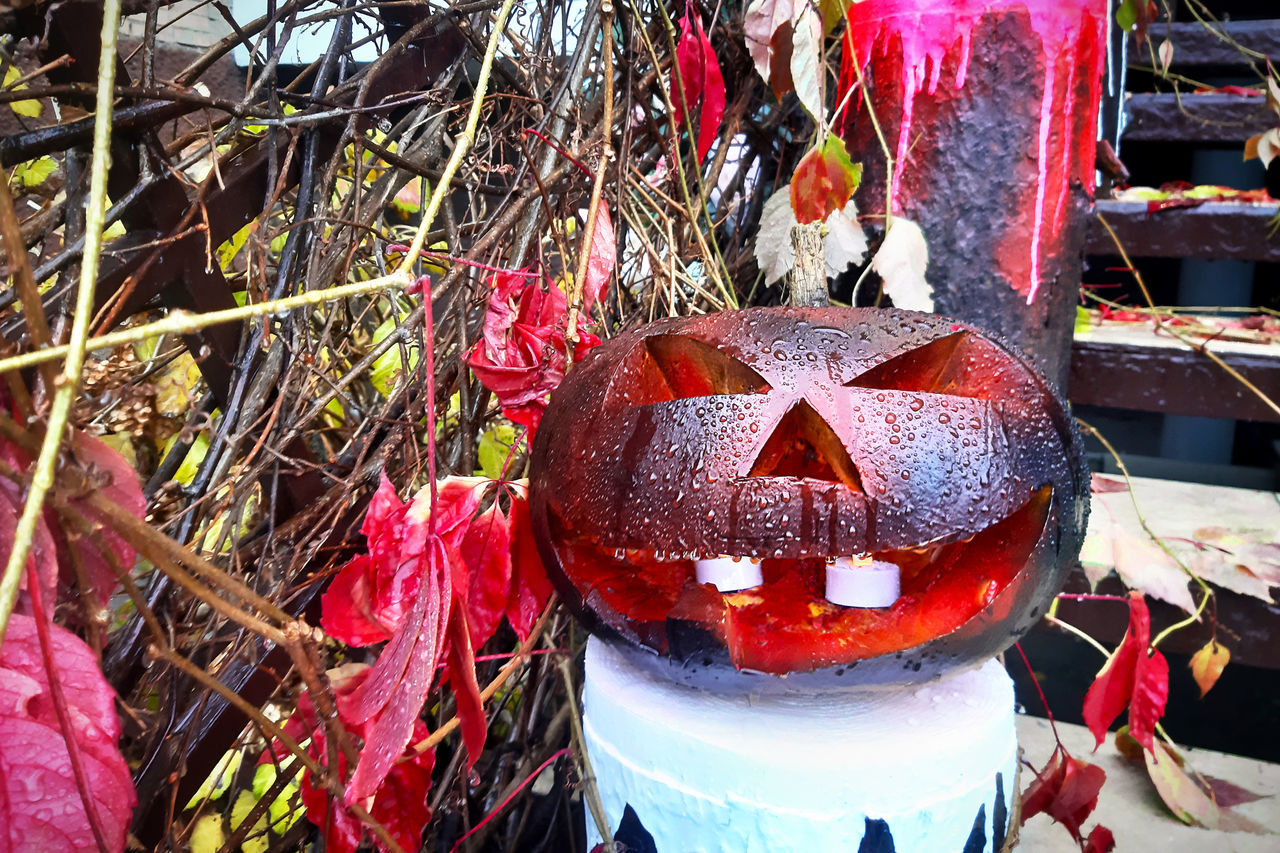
<box><xmin>825</xmin><ymin>556</ymin><xmax>900</xmax><ymax>609</ymax></box>
<box><xmin>695</xmin><ymin>555</ymin><xmax>762</xmax><ymax>592</ymax></box>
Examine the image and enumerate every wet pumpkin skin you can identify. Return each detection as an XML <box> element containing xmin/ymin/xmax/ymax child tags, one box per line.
<box><xmin>529</xmin><ymin>307</ymin><xmax>1087</xmax><ymax>683</ymax></box>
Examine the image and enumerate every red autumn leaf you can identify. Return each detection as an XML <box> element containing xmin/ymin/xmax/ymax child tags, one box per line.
<box><xmin>321</xmin><ymin>475</ymin><xmax>422</xmax><ymax>646</ymax></box>
<box><xmin>323</xmin><ymin>476</ymin><xmax>555</xmax><ymax>797</ymax></box>
<box><xmin>672</xmin><ymin>8</ymin><xmax>726</xmax><ymax>163</ymax></box>
<box><xmin>1021</xmin><ymin>744</ymin><xmax>1107</xmax><ymax>842</ymax></box>
<box><xmin>505</xmin><ymin>486</ymin><xmax>554</xmax><ymax>641</ymax></box>
<box><xmin>0</xmin><ymin>447</ymin><xmax>59</xmax><ymax>614</ymax></box>
<box><xmin>1143</xmin><ymin>739</ymin><xmax>1267</xmax><ymax>832</ymax></box>
<box><xmin>465</xmin><ymin>271</ymin><xmax>600</xmax><ymax>438</ymax></box>
<box><xmin>342</xmin><ymin>533</ymin><xmax>451</xmax><ymax>805</ymax></box>
<box><xmin>1082</xmin><ymin>592</ymin><xmax>1169</xmax><ymax>751</ymax></box>
<box><xmin>443</xmin><ymin>607</ymin><xmax>488</xmax><ymax>769</ymax></box>
<box><xmin>455</xmin><ymin>500</ymin><xmax>513</xmax><ymax>649</ymax></box>
<box><xmin>58</xmin><ymin>432</ymin><xmax>144</xmax><ymax>611</ymax></box>
<box><xmin>581</xmin><ymin>206</ymin><xmax>615</xmax><ymax>315</ymax></box>
<box><xmin>1089</xmin><ymin>474</ymin><xmax>1128</xmax><ymax>494</ymax></box>
<box><xmin>0</xmin><ymin>612</ymin><xmax>136</xmax><ymax>852</ymax></box>
<box><xmin>1083</xmin><ymin>824</ymin><xmax>1116</xmax><ymax>853</ymax></box>
<box><xmin>274</xmin><ymin>665</ymin><xmax>435</xmax><ymax>853</ymax></box>
<box><xmin>790</xmin><ymin>134</ymin><xmax>863</xmax><ymax>224</ymax></box>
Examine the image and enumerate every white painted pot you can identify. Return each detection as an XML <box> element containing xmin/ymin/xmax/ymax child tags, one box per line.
<box><xmin>582</xmin><ymin>637</ymin><xmax>1017</xmax><ymax>853</ymax></box>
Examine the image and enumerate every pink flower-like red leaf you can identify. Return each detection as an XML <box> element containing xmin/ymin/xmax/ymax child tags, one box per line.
<box><xmin>1082</xmin><ymin>592</ymin><xmax>1169</xmax><ymax>752</ymax></box>
<box><xmin>672</xmin><ymin>9</ymin><xmax>726</xmax><ymax>163</ymax></box>
<box><xmin>582</xmin><ymin>206</ymin><xmax>615</xmax><ymax>315</ymax></box>
<box><xmin>0</xmin><ymin>613</ymin><xmax>136</xmax><ymax>853</ymax></box>
<box><xmin>465</xmin><ymin>272</ymin><xmax>600</xmax><ymax>438</ymax></box>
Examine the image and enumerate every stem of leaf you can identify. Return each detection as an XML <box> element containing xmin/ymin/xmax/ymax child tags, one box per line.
<box><xmin>845</xmin><ymin>39</ymin><xmax>895</xmax><ymax>226</ymax></box>
<box><xmin>1013</xmin><ymin>642</ymin><xmax>1062</xmax><ymax>746</ymax></box>
<box><xmin>1076</xmin><ymin>416</ymin><xmax>1214</xmax><ymax>645</ymax></box>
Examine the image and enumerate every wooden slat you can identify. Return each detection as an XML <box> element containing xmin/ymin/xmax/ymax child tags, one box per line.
<box><xmin>1071</xmin><ymin>327</ymin><xmax>1280</xmax><ymax>423</ymax></box>
<box><xmin>1131</xmin><ymin>20</ymin><xmax>1280</xmax><ymax>66</ymax></box>
<box><xmin>1122</xmin><ymin>92</ymin><xmax>1275</xmax><ymax>142</ymax></box>
<box><xmin>1086</xmin><ymin>199</ymin><xmax>1280</xmax><ymax>262</ymax></box>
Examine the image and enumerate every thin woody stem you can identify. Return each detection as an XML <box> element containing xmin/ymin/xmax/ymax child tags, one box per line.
<box><xmin>0</xmin><ymin>0</ymin><xmax>124</xmax><ymax>646</ymax></box>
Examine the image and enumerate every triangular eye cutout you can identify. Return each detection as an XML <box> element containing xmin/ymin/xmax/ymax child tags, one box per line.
<box><xmin>644</xmin><ymin>334</ymin><xmax>771</xmax><ymax>399</ymax></box>
<box><xmin>748</xmin><ymin>400</ymin><xmax>863</xmax><ymax>492</ymax></box>
<box><xmin>603</xmin><ymin>335</ymin><xmax>772</xmax><ymax>407</ymax></box>
<box><xmin>847</xmin><ymin>331</ymin><xmax>1003</xmax><ymax>399</ymax></box>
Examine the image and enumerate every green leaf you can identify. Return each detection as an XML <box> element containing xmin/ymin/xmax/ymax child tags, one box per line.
<box><xmin>12</xmin><ymin>156</ymin><xmax>56</xmax><ymax>188</ymax></box>
<box><xmin>477</xmin><ymin>423</ymin><xmax>518</xmax><ymax>479</ymax></box>
<box><xmin>1116</xmin><ymin>0</ymin><xmax>1137</xmax><ymax>32</ymax></box>
<box><xmin>1075</xmin><ymin>306</ymin><xmax>1093</xmax><ymax>333</ymax></box>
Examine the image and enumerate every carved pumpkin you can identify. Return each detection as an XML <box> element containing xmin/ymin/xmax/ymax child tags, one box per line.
<box><xmin>529</xmin><ymin>307</ymin><xmax>1086</xmax><ymax>681</ymax></box>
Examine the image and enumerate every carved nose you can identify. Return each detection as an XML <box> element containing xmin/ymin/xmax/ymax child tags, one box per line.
<box><xmin>747</xmin><ymin>399</ymin><xmax>863</xmax><ymax>492</ymax></box>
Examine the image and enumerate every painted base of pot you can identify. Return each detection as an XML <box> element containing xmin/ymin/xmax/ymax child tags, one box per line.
<box><xmin>582</xmin><ymin>637</ymin><xmax>1017</xmax><ymax>853</ymax></box>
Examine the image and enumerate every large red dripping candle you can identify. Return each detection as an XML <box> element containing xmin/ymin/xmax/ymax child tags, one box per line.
<box><xmin>840</xmin><ymin>0</ymin><xmax>1108</xmax><ymax>307</ymax></box>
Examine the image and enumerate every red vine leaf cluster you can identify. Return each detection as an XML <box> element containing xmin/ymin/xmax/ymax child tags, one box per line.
<box><xmin>315</xmin><ymin>475</ymin><xmax>552</xmax><ymax>836</ymax></box>
<box><xmin>1021</xmin><ymin>744</ymin><xmax>1111</xmax><ymax>851</ymax></box>
<box><xmin>0</xmin><ymin>419</ymin><xmax>143</xmax><ymax>853</ymax></box>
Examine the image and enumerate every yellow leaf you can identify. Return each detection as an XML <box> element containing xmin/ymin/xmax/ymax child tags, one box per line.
<box><xmin>1189</xmin><ymin>640</ymin><xmax>1229</xmax><ymax>698</ymax></box>
<box><xmin>230</xmin><ymin>790</ymin><xmax>270</xmax><ymax>853</ymax></box>
<box><xmin>185</xmin><ymin>750</ymin><xmax>243</xmax><ymax>809</ymax></box>
<box><xmin>163</xmin><ymin>431</ymin><xmax>210</xmax><ymax>486</ymax></box>
<box><xmin>151</xmin><ymin>352</ymin><xmax>202</xmax><ymax>417</ymax></box>
<box><xmin>97</xmin><ymin>432</ymin><xmax>137</xmax><ymax>472</ymax></box>
<box><xmin>4</xmin><ymin>66</ymin><xmax>41</xmax><ymax>118</ymax></box>
<box><xmin>251</xmin><ymin>764</ymin><xmax>306</xmax><ymax>835</ymax></box>
<box><xmin>370</xmin><ymin>317</ymin><xmax>421</xmax><ymax>397</ymax></box>
<box><xmin>189</xmin><ymin>814</ymin><xmax>226</xmax><ymax>853</ymax></box>
<box><xmin>218</xmin><ymin>222</ymin><xmax>253</xmax><ymax>269</ymax></box>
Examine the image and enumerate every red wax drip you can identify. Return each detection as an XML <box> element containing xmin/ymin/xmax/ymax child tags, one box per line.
<box><xmin>844</xmin><ymin>0</ymin><xmax>1107</xmax><ymax>302</ymax></box>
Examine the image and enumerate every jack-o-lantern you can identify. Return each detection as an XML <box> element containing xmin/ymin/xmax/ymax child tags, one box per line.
<box><xmin>529</xmin><ymin>307</ymin><xmax>1086</xmax><ymax>682</ymax></box>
